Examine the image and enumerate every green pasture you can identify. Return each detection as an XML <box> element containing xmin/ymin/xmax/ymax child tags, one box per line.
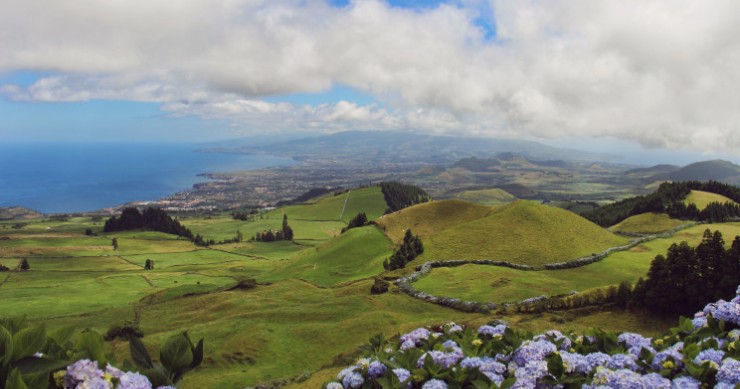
<box><xmin>418</xmin><ymin>201</ymin><xmax>628</xmax><ymax>266</ymax></box>
<box><xmin>684</xmin><ymin>190</ymin><xmax>736</xmax><ymax>209</ymax></box>
<box><xmin>264</xmin><ymin>226</ymin><xmax>393</xmax><ymax>287</ymax></box>
<box><xmin>266</xmin><ymin>186</ymin><xmax>387</xmax><ymax>222</ymax></box>
<box><xmin>413</xmin><ymin>222</ymin><xmax>740</xmax><ymax>303</ymax></box>
<box><xmin>609</xmin><ymin>212</ymin><xmax>688</xmax><ymax>234</ymax></box>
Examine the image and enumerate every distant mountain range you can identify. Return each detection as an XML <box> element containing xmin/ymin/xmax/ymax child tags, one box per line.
<box><xmin>205</xmin><ymin>130</ymin><xmax>612</xmax><ymax>164</ymax></box>
<box><xmin>634</xmin><ymin>160</ymin><xmax>740</xmax><ymax>184</ymax></box>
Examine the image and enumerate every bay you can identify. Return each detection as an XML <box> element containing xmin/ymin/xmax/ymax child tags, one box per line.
<box><xmin>0</xmin><ymin>142</ymin><xmax>295</xmax><ymax>213</ymax></box>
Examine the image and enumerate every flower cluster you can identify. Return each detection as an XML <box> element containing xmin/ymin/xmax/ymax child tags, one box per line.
<box><xmin>57</xmin><ymin>359</ymin><xmax>175</xmax><ymax>389</ymax></box>
<box><xmin>324</xmin><ymin>286</ymin><xmax>740</xmax><ymax>388</ymax></box>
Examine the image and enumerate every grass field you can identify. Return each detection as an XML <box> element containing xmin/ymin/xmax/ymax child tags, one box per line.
<box><xmin>1</xmin><ymin>201</ymin><xmax>721</xmax><ymax>388</ymax></box>
<box><xmin>413</xmin><ymin>222</ymin><xmax>740</xmax><ymax>303</ymax></box>
<box><xmin>609</xmin><ymin>212</ymin><xmax>688</xmax><ymax>234</ymax></box>
<box><xmin>266</xmin><ymin>186</ymin><xmax>387</xmax><ymax>222</ymax></box>
<box><xmin>375</xmin><ymin>199</ymin><xmax>491</xmax><ymax>243</ymax></box>
<box><xmin>684</xmin><ymin>190</ymin><xmax>737</xmax><ymax>209</ymax></box>
<box><xmin>418</xmin><ymin>201</ymin><xmax>629</xmax><ymax>266</ymax></box>
<box><xmin>453</xmin><ymin>188</ymin><xmax>516</xmax><ymax>206</ymax></box>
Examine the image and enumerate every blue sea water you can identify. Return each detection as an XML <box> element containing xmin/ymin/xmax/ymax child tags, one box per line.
<box><xmin>0</xmin><ymin>142</ymin><xmax>296</xmax><ymax>213</ymax></box>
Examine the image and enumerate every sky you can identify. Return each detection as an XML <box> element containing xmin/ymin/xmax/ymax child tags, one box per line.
<box><xmin>1</xmin><ymin>0</ymin><xmax>740</xmax><ymax>162</ymax></box>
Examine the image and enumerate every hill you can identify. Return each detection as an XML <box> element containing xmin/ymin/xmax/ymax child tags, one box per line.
<box><xmin>453</xmin><ymin>188</ymin><xmax>516</xmax><ymax>206</ymax></box>
<box><xmin>375</xmin><ymin>199</ymin><xmax>492</xmax><ymax>243</ymax></box>
<box><xmin>266</xmin><ymin>226</ymin><xmax>393</xmax><ymax>287</ymax></box>
<box><xmin>608</xmin><ymin>212</ymin><xmax>687</xmax><ymax>234</ymax></box>
<box><xmin>624</xmin><ymin>164</ymin><xmax>679</xmax><ymax>175</ymax></box>
<box><xmin>267</xmin><ymin>186</ymin><xmax>387</xmax><ymax>222</ymax></box>
<box><xmin>684</xmin><ymin>190</ymin><xmax>736</xmax><ymax>209</ymax></box>
<box><xmin>420</xmin><ymin>201</ymin><xmax>629</xmax><ymax>266</ymax></box>
<box><xmin>653</xmin><ymin>159</ymin><xmax>740</xmax><ymax>183</ymax></box>
<box><xmin>0</xmin><ymin>206</ymin><xmax>44</xmax><ymax>220</ymax></box>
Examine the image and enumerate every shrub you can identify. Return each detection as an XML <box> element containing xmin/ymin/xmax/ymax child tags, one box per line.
<box><xmin>370</xmin><ymin>278</ymin><xmax>389</xmax><ymax>294</ymax></box>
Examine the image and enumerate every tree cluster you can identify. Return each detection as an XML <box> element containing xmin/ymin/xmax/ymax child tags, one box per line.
<box><xmin>383</xmin><ymin>229</ymin><xmax>424</xmax><ymax>270</ymax></box>
<box><xmin>380</xmin><ymin>182</ymin><xmax>431</xmax><ymax>213</ymax></box>
<box><xmin>0</xmin><ymin>263</ymin><xmax>9</xmax><ymax>272</ymax></box>
<box><xmin>582</xmin><ymin>181</ymin><xmax>740</xmax><ymax>227</ymax></box>
<box><xmin>341</xmin><ymin>212</ymin><xmax>368</xmax><ymax>233</ymax></box>
<box><xmin>232</xmin><ymin>209</ymin><xmax>259</xmax><ymax>221</ymax></box>
<box><xmin>630</xmin><ymin>229</ymin><xmax>740</xmax><ymax>315</ymax></box>
<box><xmin>253</xmin><ymin>214</ymin><xmax>294</xmax><ymax>242</ymax></box>
<box><xmin>104</xmin><ymin>207</ymin><xmax>195</xmax><ymax>239</ymax></box>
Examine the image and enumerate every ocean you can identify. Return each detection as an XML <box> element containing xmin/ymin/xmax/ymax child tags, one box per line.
<box><xmin>0</xmin><ymin>142</ymin><xmax>296</xmax><ymax>213</ymax></box>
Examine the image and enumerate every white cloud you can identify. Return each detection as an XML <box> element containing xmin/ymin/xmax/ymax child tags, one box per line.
<box><xmin>2</xmin><ymin>0</ymin><xmax>740</xmax><ymax>153</ymax></box>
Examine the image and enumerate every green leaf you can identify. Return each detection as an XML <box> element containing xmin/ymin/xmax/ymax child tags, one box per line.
<box><xmin>73</xmin><ymin>330</ymin><xmax>105</xmax><ymax>365</ymax></box>
<box><xmin>142</xmin><ymin>366</ymin><xmax>171</xmax><ymax>388</ymax></box>
<box><xmin>547</xmin><ymin>353</ymin><xmax>564</xmax><ymax>378</ymax></box>
<box><xmin>0</xmin><ymin>325</ymin><xmax>13</xmax><ymax>366</ymax></box>
<box><xmin>500</xmin><ymin>377</ymin><xmax>516</xmax><ymax>389</ymax></box>
<box><xmin>160</xmin><ymin>333</ymin><xmax>193</xmax><ymax>373</ymax></box>
<box><xmin>471</xmin><ymin>379</ymin><xmax>489</xmax><ymax>389</ymax></box>
<box><xmin>5</xmin><ymin>368</ymin><xmax>28</xmax><ymax>389</ymax></box>
<box><xmin>48</xmin><ymin>326</ymin><xmax>76</xmax><ymax>348</ymax></box>
<box><xmin>11</xmin><ymin>357</ymin><xmax>67</xmax><ymax>375</ymax></box>
<box><xmin>11</xmin><ymin>325</ymin><xmax>46</xmax><ymax>361</ymax></box>
<box><xmin>129</xmin><ymin>337</ymin><xmax>153</xmax><ymax>369</ymax></box>
<box><xmin>190</xmin><ymin>338</ymin><xmax>204</xmax><ymax>369</ymax></box>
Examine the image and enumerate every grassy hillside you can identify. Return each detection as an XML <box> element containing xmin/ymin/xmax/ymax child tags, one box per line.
<box><xmin>266</xmin><ymin>186</ymin><xmax>387</xmax><ymax>222</ymax></box>
<box><xmin>609</xmin><ymin>212</ymin><xmax>687</xmax><ymax>234</ymax></box>
<box><xmin>414</xmin><ymin>222</ymin><xmax>740</xmax><ymax>303</ymax></box>
<box><xmin>684</xmin><ymin>189</ymin><xmax>736</xmax><ymax>209</ymax></box>
<box><xmin>420</xmin><ymin>201</ymin><xmax>629</xmax><ymax>266</ymax></box>
<box><xmin>264</xmin><ymin>226</ymin><xmax>393</xmax><ymax>287</ymax></box>
<box><xmin>453</xmin><ymin>188</ymin><xmax>516</xmax><ymax>206</ymax></box>
<box><xmin>375</xmin><ymin>199</ymin><xmax>491</xmax><ymax>243</ymax></box>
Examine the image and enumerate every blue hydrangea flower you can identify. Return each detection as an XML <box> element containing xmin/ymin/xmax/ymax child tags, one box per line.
<box><xmin>716</xmin><ymin>358</ymin><xmax>740</xmax><ymax>385</ymax></box>
<box><xmin>534</xmin><ymin>330</ymin><xmax>572</xmax><ymax>350</ymax></box>
<box><xmin>325</xmin><ymin>383</ymin><xmax>343</xmax><ymax>389</ymax></box>
<box><xmin>441</xmin><ymin>339</ymin><xmax>459</xmax><ymax>351</ymax></box>
<box><xmin>559</xmin><ymin>351</ymin><xmax>591</xmax><ymax>374</ymax></box>
<box><xmin>393</xmin><ymin>368</ymin><xmax>411</xmax><ymax>383</ymax></box>
<box><xmin>513</xmin><ymin>360</ymin><xmax>548</xmax><ymax>385</ymax></box>
<box><xmin>592</xmin><ymin>367</ymin><xmax>644</xmax><ymax>389</ymax></box>
<box><xmin>671</xmin><ymin>376</ymin><xmax>701</xmax><ymax>389</ymax></box>
<box><xmin>81</xmin><ymin>377</ymin><xmax>112</xmax><ymax>389</ymax></box>
<box><xmin>512</xmin><ymin>339</ymin><xmax>556</xmax><ymax>367</ymax></box>
<box><xmin>421</xmin><ymin>379</ymin><xmax>448</xmax><ymax>389</ymax></box>
<box><xmin>367</xmin><ymin>360</ymin><xmax>386</xmax><ymax>379</ymax></box>
<box><xmin>585</xmin><ymin>352</ymin><xmax>611</xmax><ymax>370</ymax></box>
<box><xmin>460</xmin><ymin>356</ymin><xmax>506</xmax><ymax>375</ymax></box>
<box><xmin>691</xmin><ymin>316</ymin><xmax>707</xmax><ymax>329</ymax></box>
<box><xmin>445</xmin><ymin>323</ymin><xmax>463</xmax><ymax>333</ymax></box>
<box><xmin>651</xmin><ymin>349</ymin><xmax>683</xmax><ymax>371</ymax></box>
<box><xmin>66</xmin><ymin>359</ymin><xmax>104</xmax><ymax>387</ymax></box>
<box><xmin>606</xmin><ymin>353</ymin><xmax>640</xmax><ymax>371</ymax></box>
<box><xmin>400</xmin><ymin>328</ymin><xmax>431</xmax><ymax>350</ymax></box>
<box><xmin>703</xmin><ymin>300</ymin><xmax>740</xmax><ymax>326</ymax></box>
<box><xmin>117</xmin><ymin>371</ymin><xmax>152</xmax><ymax>389</ymax></box>
<box><xmin>693</xmin><ymin>349</ymin><xmax>724</xmax><ymax>366</ymax></box>
<box><xmin>342</xmin><ymin>372</ymin><xmax>364</xmax><ymax>388</ymax></box>
<box><xmin>478</xmin><ymin>324</ymin><xmax>506</xmax><ymax>337</ymax></box>
<box><xmin>337</xmin><ymin>367</ymin><xmax>356</xmax><ymax>382</ymax></box>
<box><xmin>641</xmin><ymin>372</ymin><xmax>671</xmax><ymax>388</ymax></box>
<box><xmin>417</xmin><ymin>349</ymin><xmax>464</xmax><ymax>369</ymax></box>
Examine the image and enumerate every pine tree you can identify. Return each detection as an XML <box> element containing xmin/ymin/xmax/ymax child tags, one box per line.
<box><xmin>20</xmin><ymin>258</ymin><xmax>30</xmax><ymax>271</ymax></box>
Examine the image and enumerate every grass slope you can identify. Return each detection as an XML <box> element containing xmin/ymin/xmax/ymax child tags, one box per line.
<box><xmin>264</xmin><ymin>226</ymin><xmax>393</xmax><ymax>287</ymax></box>
<box><xmin>268</xmin><ymin>186</ymin><xmax>387</xmax><ymax>222</ymax></box>
<box><xmin>414</xmin><ymin>222</ymin><xmax>740</xmax><ymax>303</ymax></box>
<box><xmin>609</xmin><ymin>212</ymin><xmax>687</xmax><ymax>234</ymax></box>
<box><xmin>684</xmin><ymin>190</ymin><xmax>736</xmax><ymax>210</ymax></box>
<box><xmin>375</xmin><ymin>200</ymin><xmax>492</xmax><ymax>243</ymax></box>
<box><xmin>420</xmin><ymin>201</ymin><xmax>629</xmax><ymax>266</ymax></box>
<box><xmin>454</xmin><ymin>188</ymin><xmax>516</xmax><ymax>206</ymax></box>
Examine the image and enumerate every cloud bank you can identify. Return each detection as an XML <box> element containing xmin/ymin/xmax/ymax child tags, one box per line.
<box><xmin>2</xmin><ymin>0</ymin><xmax>740</xmax><ymax>152</ymax></box>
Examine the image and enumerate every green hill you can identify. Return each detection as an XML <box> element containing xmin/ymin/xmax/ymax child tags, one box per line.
<box><xmin>266</xmin><ymin>226</ymin><xmax>393</xmax><ymax>287</ymax></box>
<box><xmin>420</xmin><ymin>201</ymin><xmax>629</xmax><ymax>266</ymax></box>
<box><xmin>267</xmin><ymin>186</ymin><xmax>387</xmax><ymax>222</ymax></box>
<box><xmin>609</xmin><ymin>212</ymin><xmax>687</xmax><ymax>234</ymax></box>
<box><xmin>684</xmin><ymin>190</ymin><xmax>736</xmax><ymax>210</ymax></box>
<box><xmin>666</xmin><ymin>160</ymin><xmax>740</xmax><ymax>182</ymax></box>
<box><xmin>375</xmin><ymin>199</ymin><xmax>492</xmax><ymax>243</ymax></box>
<box><xmin>454</xmin><ymin>188</ymin><xmax>516</xmax><ymax>206</ymax></box>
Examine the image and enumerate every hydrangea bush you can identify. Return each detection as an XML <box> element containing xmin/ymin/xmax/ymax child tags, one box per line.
<box><xmin>325</xmin><ymin>286</ymin><xmax>740</xmax><ymax>388</ymax></box>
<box><xmin>58</xmin><ymin>359</ymin><xmax>176</xmax><ymax>389</ymax></box>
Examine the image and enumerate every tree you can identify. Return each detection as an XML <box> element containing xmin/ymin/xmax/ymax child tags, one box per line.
<box><xmin>343</xmin><ymin>212</ymin><xmax>368</xmax><ymax>233</ymax></box>
<box><xmin>236</xmin><ymin>230</ymin><xmax>243</xmax><ymax>242</ymax></box>
<box><xmin>112</xmin><ymin>238</ymin><xmax>119</xmax><ymax>251</ymax></box>
<box><xmin>20</xmin><ymin>258</ymin><xmax>29</xmax><ymax>271</ymax></box>
<box><xmin>144</xmin><ymin>259</ymin><xmax>154</xmax><ymax>270</ymax></box>
<box><xmin>282</xmin><ymin>214</ymin><xmax>294</xmax><ymax>241</ymax></box>
<box><xmin>85</xmin><ymin>228</ymin><xmax>94</xmax><ymax>236</ymax></box>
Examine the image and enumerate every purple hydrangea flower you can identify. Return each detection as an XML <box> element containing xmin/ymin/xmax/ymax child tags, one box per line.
<box><xmin>445</xmin><ymin>323</ymin><xmax>463</xmax><ymax>333</ymax></box>
<box><xmin>421</xmin><ymin>379</ymin><xmax>448</xmax><ymax>389</ymax></box>
<box><xmin>342</xmin><ymin>372</ymin><xmax>364</xmax><ymax>388</ymax></box>
<box><xmin>337</xmin><ymin>367</ymin><xmax>356</xmax><ymax>382</ymax></box>
<box><xmin>671</xmin><ymin>376</ymin><xmax>701</xmax><ymax>389</ymax></box>
<box><xmin>651</xmin><ymin>349</ymin><xmax>683</xmax><ymax>371</ymax></box>
<box><xmin>460</xmin><ymin>356</ymin><xmax>506</xmax><ymax>375</ymax></box>
<box><xmin>534</xmin><ymin>330</ymin><xmax>572</xmax><ymax>350</ymax></box>
<box><xmin>478</xmin><ymin>324</ymin><xmax>506</xmax><ymax>337</ymax></box>
<box><xmin>559</xmin><ymin>351</ymin><xmax>591</xmax><ymax>374</ymax></box>
<box><xmin>606</xmin><ymin>353</ymin><xmax>640</xmax><ymax>371</ymax></box>
<box><xmin>66</xmin><ymin>359</ymin><xmax>104</xmax><ymax>387</ymax></box>
<box><xmin>592</xmin><ymin>368</ymin><xmax>644</xmax><ymax>389</ymax></box>
<box><xmin>585</xmin><ymin>352</ymin><xmax>611</xmax><ymax>370</ymax></box>
<box><xmin>691</xmin><ymin>316</ymin><xmax>707</xmax><ymax>329</ymax></box>
<box><xmin>514</xmin><ymin>360</ymin><xmax>548</xmax><ymax>385</ymax></box>
<box><xmin>82</xmin><ymin>377</ymin><xmax>112</xmax><ymax>389</ymax></box>
<box><xmin>716</xmin><ymin>358</ymin><xmax>740</xmax><ymax>385</ymax></box>
<box><xmin>400</xmin><ymin>328</ymin><xmax>431</xmax><ymax>350</ymax></box>
<box><xmin>441</xmin><ymin>339</ymin><xmax>460</xmax><ymax>351</ymax></box>
<box><xmin>393</xmin><ymin>368</ymin><xmax>411</xmax><ymax>383</ymax></box>
<box><xmin>417</xmin><ymin>349</ymin><xmax>464</xmax><ymax>369</ymax></box>
<box><xmin>117</xmin><ymin>371</ymin><xmax>152</xmax><ymax>389</ymax></box>
<box><xmin>693</xmin><ymin>349</ymin><xmax>724</xmax><ymax>365</ymax></box>
<box><xmin>641</xmin><ymin>372</ymin><xmax>671</xmax><ymax>388</ymax></box>
<box><xmin>367</xmin><ymin>360</ymin><xmax>386</xmax><ymax>379</ymax></box>
<box><xmin>703</xmin><ymin>300</ymin><xmax>740</xmax><ymax>326</ymax></box>
<box><xmin>325</xmin><ymin>383</ymin><xmax>343</xmax><ymax>389</ymax></box>
<box><xmin>512</xmin><ymin>339</ymin><xmax>556</xmax><ymax>367</ymax></box>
